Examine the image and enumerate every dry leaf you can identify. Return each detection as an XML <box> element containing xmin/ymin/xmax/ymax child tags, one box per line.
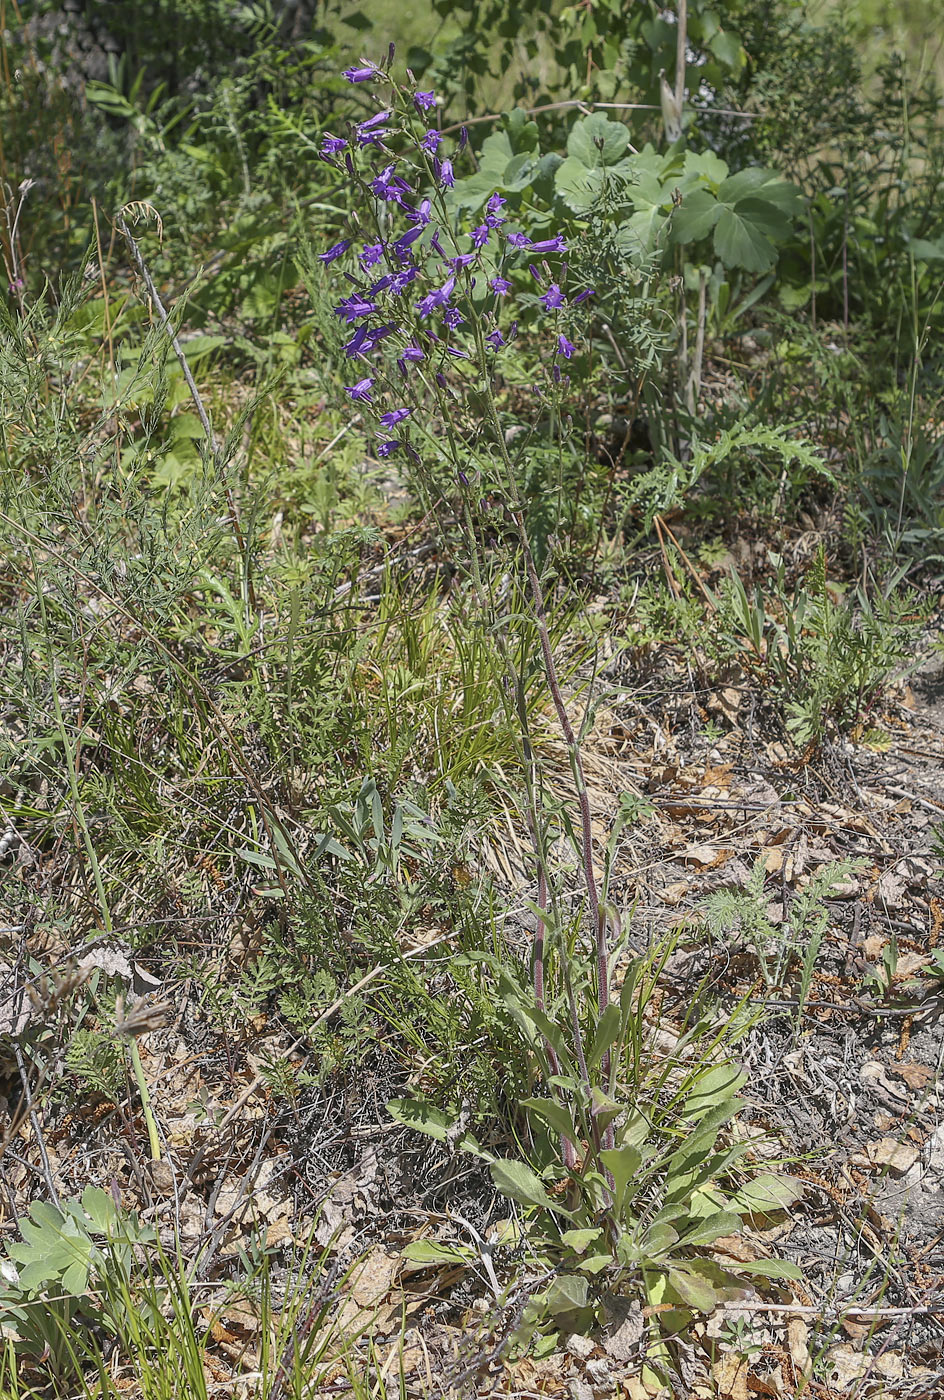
<box><xmin>711</xmin><ymin>1234</ymin><xmax>758</xmax><ymax>1263</ymax></box>
<box><xmin>787</xmin><ymin>1317</ymin><xmax>811</xmax><ymax>1380</ymax></box>
<box><xmin>890</xmin><ymin>1062</ymin><xmax>934</xmax><ymax>1090</ymax></box>
<box><xmin>682</xmin><ymin>844</ymin><xmax>733</xmax><ymax>868</ymax></box>
<box><xmin>712</xmin><ymin>1353</ymin><xmax>749</xmax><ymax>1400</ymax></box>
<box><xmin>663</xmin><ymin>880</ymin><xmax>691</xmax><ymax>905</ymax></box>
<box><xmin>865</xmin><ymin>1137</ymin><xmax>919</xmax><ymax>1173</ymax></box>
<box><xmin>761</xmin><ymin>847</ymin><xmax>783</xmax><ymax>875</ymax></box>
<box><xmin>823</xmin><ymin>1343</ymin><xmax>870</xmax><ymax>1390</ymax></box>
<box><xmin>350</xmin><ymin>1247</ymin><xmax>398</xmax><ymax>1307</ymax></box>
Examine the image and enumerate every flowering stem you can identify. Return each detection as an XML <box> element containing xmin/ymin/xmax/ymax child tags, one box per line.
<box><xmin>472</xmin><ymin>325</ymin><xmax>615</xmax><ymax>1150</ymax></box>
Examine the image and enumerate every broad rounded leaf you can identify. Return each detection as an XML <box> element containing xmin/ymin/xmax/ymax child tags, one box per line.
<box><xmin>671</xmin><ymin>188</ymin><xmax>721</xmax><ymax>244</ymax></box>
<box><xmin>567</xmin><ymin>112</ymin><xmax>630</xmax><ymax>167</ymax></box>
<box><xmin>713</xmin><ymin>205</ymin><xmax>778</xmax><ymax>272</ymax></box>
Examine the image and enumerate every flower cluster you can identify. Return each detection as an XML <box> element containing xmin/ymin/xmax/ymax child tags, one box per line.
<box><xmin>319</xmin><ymin>67</ymin><xmax>592</xmax><ymax>460</ymax></box>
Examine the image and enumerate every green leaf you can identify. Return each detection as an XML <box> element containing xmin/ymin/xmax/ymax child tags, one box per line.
<box><xmin>600</xmin><ymin>1143</ymin><xmax>642</xmax><ymax>1213</ymax></box>
<box><xmin>666</xmin><ymin>1265</ymin><xmax>720</xmax><ymax>1312</ymax></box>
<box><xmin>401</xmin><ymin>1239</ymin><xmax>476</xmax><ymax>1267</ymax></box>
<box><xmin>491</xmin><ymin>1158</ymin><xmax>566</xmax><ymax>1213</ymax></box>
<box><xmin>586</xmin><ymin>1003</ymin><xmax>622</xmax><ymax>1069</ymax></box>
<box><xmin>713</xmin><ymin>204</ymin><xmax>779</xmax><ymax>272</ymax></box>
<box><xmin>730</xmin><ymin>1174</ymin><xmax>804</xmax><ymax>1215</ymax></box>
<box><xmin>733</xmin><ymin>1257</ymin><xmax>803</xmax><ymax>1281</ymax></box>
<box><xmin>520</xmin><ymin>1097</ymin><xmax>578</xmax><ymax>1145</ymax></box>
<box><xmin>566</xmin><ymin>112</ymin><xmax>630</xmax><ymax>167</ymax></box>
<box><xmin>555</xmin><ymin>156</ymin><xmax>606</xmax><ymax>213</ymax></box>
<box><xmin>672</xmin><ymin>188</ymin><xmax>721</xmax><ymax>244</ymax></box>
<box><xmin>80</xmin><ymin>1187</ymin><xmax>119</xmax><ymax>1234</ymax></box>
<box><xmin>541</xmin><ymin>1273</ymin><xmax>589</xmax><ymax>1315</ymax></box>
<box><xmin>677</xmin><ymin>1211</ymin><xmax>741</xmax><ymax>1247</ymax></box>
<box><xmin>560</xmin><ymin>1227</ymin><xmax>604</xmax><ymax>1253</ymax></box>
<box><xmin>680</xmin><ymin>1065</ymin><xmax>747</xmax><ymax>1119</ymax></box>
<box><xmin>386</xmin><ymin>1097</ymin><xmax>455</xmax><ymax>1141</ymax></box>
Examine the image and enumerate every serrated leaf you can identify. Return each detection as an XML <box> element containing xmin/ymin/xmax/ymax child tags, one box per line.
<box><xmin>672</xmin><ymin>188</ymin><xmax>722</xmax><ymax>244</ymax></box>
<box><xmin>713</xmin><ymin>204</ymin><xmax>779</xmax><ymax>272</ymax></box>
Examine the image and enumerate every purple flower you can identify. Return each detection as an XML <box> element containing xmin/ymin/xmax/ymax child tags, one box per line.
<box><xmin>459</xmin><ymin>126</ymin><xmax>469</xmax><ymax>150</ymax></box>
<box><xmin>319</xmin><ymin>239</ymin><xmax>351</xmax><ymax>264</ymax></box>
<box><xmin>397</xmin><ymin>345</ymin><xmax>425</xmax><ymax>375</ymax></box>
<box><xmin>573</xmin><ymin>288</ymin><xmax>595</xmax><ymax>304</ymax></box>
<box><xmin>447</xmin><ymin>346</ymin><xmax>470</xmax><ymax>359</ymax></box>
<box><xmin>420</xmin><ymin>129</ymin><xmax>442</xmax><ymax>153</ymax></box>
<box><xmin>321</xmin><ymin>133</ymin><xmax>347</xmax><ymax>155</ymax></box>
<box><xmin>343</xmin><ymin>64</ymin><xmax>381</xmax><ymax>83</ymax></box>
<box><xmin>371</xmin><ymin>163</ymin><xmax>410</xmax><ymax>200</ymax></box>
<box><xmin>434</xmin><ymin>158</ymin><xmax>455</xmax><ymax>189</ymax></box>
<box><xmin>541</xmin><ymin>283</ymin><xmax>565</xmax><ymax>310</ymax></box>
<box><xmin>389</xmin><ymin>266</ymin><xmax>419</xmax><ymax>294</ymax></box>
<box><xmin>406</xmin><ymin>198</ymin><xmax>433</xmax><ymax>228</ymax></box>
<box><xmin>505</xmin><ymin>231</ymin><xmax>530</xmax><ymax>248</ymax></box>
<box><xmin>413</xmin><ymin>90</ymin><xmax>437</xmax><ymax>112</ymax></box>
<box><xmin>360</xmin><ymin>242</ymin><xmax>385</xmax><ymax>269</ymax></box>
<box><xmin>361</xmin><ymin>322</ymin><xmax>396</xmax><ymax>352</ymax></box>
<box><xmin>377</xmin><ymin>439</ymin><xmax>400</xmax><ymax>457</ymax></box>
<box><xmin>416</xmin><ymin>275</ymin><xmax>455</xmax><ymax>319</ymax></box>
<box><xmin>443</xmin><ymin>306</ymin><xmax>464</xmax><ymax>329</ymax></box>
<box><xmin>529</xmin><ymin>264</ymin><xmax>542</xmax><ymax>283</ymax></box>
<box><xmin>334</xmin><ymin>296</ymin><xmax>377</xmax><ymax>323</ymax></box>
<box><xmin>448</xmin><ymin>252</ymin><xmax>477</xmax><ymax>268</ymax></box>
<box><xmin>393</xmin><ymin>226</ymin><xmax>424</xmax><ymax>256</ymax></box>
<box><xmin>487</xmin><ymin>193</ymin><xmax>506</xmax><ymax>215</ymax></box>
<box><xmin>557</xmin><ymin>334</ymin><xmax>576</xmax><ymax>358</ymax></box>
<box><xmin>344</xmin><ymin>322</ymin><xmax>394</xmax><ymax>357</ymax></box>
<box><xmin>470</xmin><ymin>224</ymin><xmax>490</xmax><ymax>248</ymax></box>
<box><xmin>345</xmin><ymin>377</ymin><xmax>374</xmax><ymax>401</ymax></box>
<box><xmin>490</xmin><ymin>276</ymin><xmax>512</xmax><ymax>296</ymax></box>
<box><xmin>486</xmin><ymin>329</ymin><xmax>505</xmax><ymax>348</ymax></box>
<box><xmin>380</xmin><ymin>407</ymin><xmax>412</xmax><ymax>429</ymax></box>
<box><xmin>343</xmin><ymin>325</ymin><xmax>370</xmax><ymax>357</ymax></box>
<box><xmin>356</xmin><ymin>111</ymin><xmax>392</xmax><ymax>146</ymax></box>
<box><xmin>435</xmin><ymin>372</ymin><xmax>447</xmax><ymax>388</ymax></box>
<box><xmin>529</xmin><ymin>236</ymin><xmax>567</xmax><ymax>254</ymax></box>
<box><xmin>430</xmin><ymin>231</ymin><xmax>447</xmax><ymax>257</ymax></box>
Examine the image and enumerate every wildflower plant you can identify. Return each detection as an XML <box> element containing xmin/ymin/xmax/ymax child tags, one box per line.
<box><xmin>319</xmin><ymin>51</ymin><xmax>803</xmax><ymax>1354</ymax></box>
